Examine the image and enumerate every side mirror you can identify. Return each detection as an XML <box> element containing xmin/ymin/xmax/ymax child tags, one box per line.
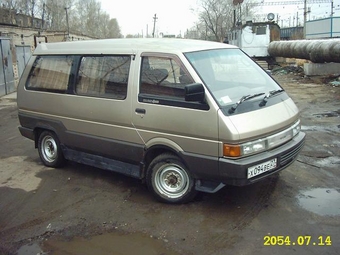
<box><xmin>185</xmin><ymin>83</ymin><xmax>205</xmax><ymax>102</ymax></box>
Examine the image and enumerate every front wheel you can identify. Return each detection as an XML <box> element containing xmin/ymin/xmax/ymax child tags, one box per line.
<box><xmin>38</xmin><ymin>130</ymin><xmax>65</xmax><ymax>168</ymax></box>
<box><xmin>146</xmin><ymin>153</ymin><xmax>197</xmax><ymax>204</ymax></box>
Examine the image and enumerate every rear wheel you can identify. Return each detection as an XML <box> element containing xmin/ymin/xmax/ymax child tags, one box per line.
<box><xmin>38</xmin><ymin>130</ymin><xmax>65</xmax><ymax>168</ymax></box>
<box><xmin>146</xmin><ymin>153</ymin><xmax>197</xmax><ymax>204</ymax></box>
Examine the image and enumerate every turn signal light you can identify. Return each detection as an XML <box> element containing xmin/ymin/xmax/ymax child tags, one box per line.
<box><xmin>223</xmin><ymin>144</ymin><xmax>241</xmax><ymax>157</ymax></box>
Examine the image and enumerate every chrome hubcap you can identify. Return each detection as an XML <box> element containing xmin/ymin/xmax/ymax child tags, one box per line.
<box><xmin>42</xmin><ymin>136</ymin><xmax>57</xmax><ymax>162</ymax></box>
<box><xmin>155</xmin><ymin>164</ymin><xmax>189</xmax><ymax>199</ymax></box>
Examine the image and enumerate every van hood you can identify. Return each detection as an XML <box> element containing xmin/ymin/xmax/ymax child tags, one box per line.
<box><xmin>219</xmin><ymin>98</ymin><xmax>300</xmax><ymax>142</ymax></box>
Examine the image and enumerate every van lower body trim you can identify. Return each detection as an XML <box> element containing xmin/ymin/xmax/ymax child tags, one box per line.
<box><xmin>18</xmin><ymin>126</ymin><xmax>35</xmax><ymax>140</ymax></box>
<box><xmin>18</xmin><ymin>112</ymin><xmax>145</xmax><ymax>165</ymax></box>
<box><xmin>180</xmin><ymin>152</ymin><xmax>220</xmax><ymax>181</ymax></box>
<box><xmin>62</xmin><ymin>146</ymin><xmax>142</xmax><ymax>178</ymax></box>
<box><xmin>195</xmin><ymin>180</ymin><xmax>226</xmax><ymax>193</ymax></box>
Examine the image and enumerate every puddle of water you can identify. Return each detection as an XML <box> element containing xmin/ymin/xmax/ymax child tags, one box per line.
<box><xmin>317</xmin><ymin>156</ymin><xmax>340</xmax><ymax>167</ymax></box>
<box><xmin>301</xmin><ymin>125</ymin><xmax>340</xmax><ymax>133</ymax></box>
<box><xmin>40</xmin><ymin>232</ymin><xmax>180</xmax><ymax>255</ymax></box>
<box><xmin>298</xmin><ymin>188</ymin><xmax>340</xmax><ymax>216</ymax></box>
<box><xmin>16</xmin><ymin>243</ymin><xmax>43</xmax><ymax>255</ymax></box>
<box><xmin>313</xmin><ymin>110</ymin><xmax>340</xmax><ymax>118</ymax></box>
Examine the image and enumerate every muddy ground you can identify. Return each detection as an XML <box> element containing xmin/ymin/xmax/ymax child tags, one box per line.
<box><xmin>0</xmin><ymin>71</ymin><xmax>340</xmax><ymax>255</ymax></box>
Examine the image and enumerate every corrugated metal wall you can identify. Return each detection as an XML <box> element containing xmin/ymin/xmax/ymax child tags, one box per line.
<box><xmin>306</xmin><ymin>17</ymin><xmax>340</xmax><ymax>39</ymax></box>
<box><xmin>0</xmin><ymin>38</ymin><xmax>15</xmax><ymax>97</ymax></box>
<box><xmin>16</xmin><ymin>45</ymin><xmax>32</xmax><ymax>79</ymax></box>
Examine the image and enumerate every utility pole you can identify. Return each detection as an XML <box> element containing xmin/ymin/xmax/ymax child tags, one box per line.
<box><xmin>41</xmin><ymin>2</ymin><xmax>45</xmax><ymax>30</ymax></box>
<box><xmin>152</xmin><ymin>14</ymin><xmax>158</xmax><ymax>38</ymax></box>
<box><xmin>331</xmin><ymin>0</ymin><xmax>334</xmax><ymax>17</ymax></box>
<box><xmin>31</xmin><ymin>0</ymin><xmax>35</xmax><ymax>28</ymax></box>
<box><xmin>330</xmin><ymin>0</ymin><xmax>334</xmax><ymax>37</ymax></box>
<box><xmin>64</xmin><ymin>7</ymin><xmax>70</xmax><ymax>39</ymax></box>
<box><xmin>303</xmin><ymin>0</ymin><xmax>307</xmax><ymax>37</ymax></box>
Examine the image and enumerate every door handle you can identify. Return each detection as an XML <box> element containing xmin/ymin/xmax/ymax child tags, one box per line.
<box><xmin>135</xmin><ymin>108</ymin><xmax>146</xmax><ymax>114</ymax></box>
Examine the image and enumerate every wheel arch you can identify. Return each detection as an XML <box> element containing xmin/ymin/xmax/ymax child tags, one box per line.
<box><xmin>33</xmin><ymin>125</ymin><xmax>59</xmax><ymax>149</ymax></box>
<box><xmin>37</xmin><ymin>128</ymin><xmax>66</xmax><ymax>168</ymax></box>
<box><xmin>145</xmin><ymin>149</ymin><xmax>198</xmax><ymax>203</ymax></box>
<box><xmin>143</xmin><ymin>138</ymin><xmax>188</xmax><ymax>178</ymax></box>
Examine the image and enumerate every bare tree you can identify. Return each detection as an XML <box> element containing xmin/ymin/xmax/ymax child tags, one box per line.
<box><xmin>106</xmin><ymin>18</ymin><xmax>122</xmax><ymax>38</ymax></box>
<box><xmin>29</xmin><ymin>0</ymin><xmax>36</xmax><ymax>27</ymax></box>
<box><xmin>74</xmin><ymin>0</ymin><xmax>121</xmax><ymax>38</ymax></box>
<box><xmin>198</xmin><ymin>0</ymin><xmax>233</xmax><ymax>41</ymax></box>
<box><xmin>44</xmin><ymin>0</ymin><xmax>69</xmax><ymax>31</ymax></box>
<box><xmin>8</xmin><ymin>0</ymin><xmax>41</xmax><ymax>26</ymax></box>
<box><xmin>1</xmin><ymin>0</ymin><xmax>121</xmax><ymax>38</ymax></box>
<box><xmin>186</xmin><ymin>0</ymin><xmax>257</xmax><ymax>42</ymax></box>
<box><xmin>2</xmin><ymin>0</ymin><xmax>19</xmax><ymax>9</ymax></box>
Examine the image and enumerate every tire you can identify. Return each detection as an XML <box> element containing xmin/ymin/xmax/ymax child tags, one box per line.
<box><xmin>146</xmin><ymin>153</ymin><xmax>197</xmax><ymax>204</ymax></box>
<box><xmin>38</xmin><ymin>130</ymin><xmax>65</xmax><ymax>168</ymax></box>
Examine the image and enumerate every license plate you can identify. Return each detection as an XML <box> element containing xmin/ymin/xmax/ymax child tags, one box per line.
<box><xmin>247</xmin><ymin>158</ymin><xmax>277</xmax><ymax>179</ymax></box>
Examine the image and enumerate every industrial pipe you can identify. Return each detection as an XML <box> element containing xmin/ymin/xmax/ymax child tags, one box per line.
<box><xmin>268</xmin><ymin>39</ymin><xmax>340</xmax><ymax>63</ymax></box>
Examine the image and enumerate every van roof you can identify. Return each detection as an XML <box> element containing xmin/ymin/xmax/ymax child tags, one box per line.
<box><xmin>33</xmin><ymin>38</ymin><xmax>237</xmax><ymax>55</ymax></box>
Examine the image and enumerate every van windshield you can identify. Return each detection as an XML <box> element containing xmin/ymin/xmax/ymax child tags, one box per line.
<box><xmin>185</xmin><ymin>49</ymin><xmax>282</xmax><ymax>110</ymax></box>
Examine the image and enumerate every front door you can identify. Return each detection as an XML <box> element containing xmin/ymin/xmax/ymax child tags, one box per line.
<box><xmin>131</xmin><ymin>53</ymin><xmax>219</xmax><ymax>159</ymax></box>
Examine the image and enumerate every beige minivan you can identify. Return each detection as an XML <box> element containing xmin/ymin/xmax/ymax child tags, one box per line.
<box><xmin>17</xmin><ymin>38</ymin><xmax>305</xmax><ymax>203</ymax></box>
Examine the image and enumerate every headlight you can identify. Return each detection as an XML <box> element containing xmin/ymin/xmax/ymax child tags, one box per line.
<box><xmin>223</xmin><ymin>140</ymin><xmax>266</xmax><ymax>157</ymax></box>
<box><xmin>292</xmin><ymin>120</ymin><xmax>301</xmax><ymax>137</ymax></box>
<box><xmin>242</xmin><ymin>140</ymin><xmax>266</xmax><ymax>155</ymax></box>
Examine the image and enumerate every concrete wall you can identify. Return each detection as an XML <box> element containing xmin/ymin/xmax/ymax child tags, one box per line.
<box><xmin>304</xmin><ymin>63</ymin><xmax>340</xmax><ymax>76</ymax></box>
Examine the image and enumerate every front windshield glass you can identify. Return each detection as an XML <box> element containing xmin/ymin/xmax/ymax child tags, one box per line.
<box><xmin>185</xmin><ymin>48</ymin><xmax>282</xmax><ymax>107</ymax></box>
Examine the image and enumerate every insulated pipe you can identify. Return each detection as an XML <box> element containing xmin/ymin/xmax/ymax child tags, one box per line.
<box><xmin>268</xmin><ymin>39</ymin><xmax>340</xmax><ymax>63</ymax></box>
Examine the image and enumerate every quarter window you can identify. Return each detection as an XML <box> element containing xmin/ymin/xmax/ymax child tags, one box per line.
<box><xmin>26</xmin><ymin>56</ymin><xmax>72</xmax><ymax>92</ymax></box>
<box><xmin>76</xmin><ymin>56</ymin><xmax>130</xmax><ymax>99</ymax></box>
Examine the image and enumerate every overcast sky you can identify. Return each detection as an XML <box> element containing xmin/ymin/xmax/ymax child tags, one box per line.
<box><xmin>259</xmin><ymin>1</ymin><xmax>339</xmax><ymax>27</ymax></box>
<box><xmin>98</xmin><ymin>0</ymin><xmax>339</xmax><ymax>36</ymax></box>
<box><xmin>99</xmin><ymin>0</ymin><xmax>199</xmax><ymax>37</ymax></box>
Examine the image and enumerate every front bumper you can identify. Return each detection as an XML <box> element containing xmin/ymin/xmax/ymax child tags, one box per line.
<box><xmin>218</xmin><ymin>132</ymin><xmax>305</xmax><ymax>186</ymax></box>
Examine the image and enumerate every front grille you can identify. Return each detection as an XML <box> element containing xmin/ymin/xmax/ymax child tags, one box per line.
<box><xmin>280</xmin><ymin>139</ymin><xmax>304</xmax><ymax>166</ymax></box>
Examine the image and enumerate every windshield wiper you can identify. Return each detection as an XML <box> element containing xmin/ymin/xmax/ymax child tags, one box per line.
<box><xmin>228</xmin><ymin>93</ymin><xmax>265</xmax><ymax>114</ymax></box>
<box><xmin>259</xmin><ymin>89</ymin><xmax>284</xmax><ymax>107</ymax></box>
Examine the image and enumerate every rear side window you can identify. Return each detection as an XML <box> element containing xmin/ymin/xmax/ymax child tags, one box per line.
<box><xmin>26</xmin><ymin>56</ymin><xmax>72</xmax><ymax>93</ymax></box>
<box><xmin>76</xmin><ymin>56</ymin><xmax>130</xmax><ymax>99</ymax></box>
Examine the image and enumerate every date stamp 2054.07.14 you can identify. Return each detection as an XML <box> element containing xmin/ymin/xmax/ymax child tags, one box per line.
<box><xmin>264</xmin><ymin>235</ymin><xmax>332</xmax><ymax>246</ymax></box>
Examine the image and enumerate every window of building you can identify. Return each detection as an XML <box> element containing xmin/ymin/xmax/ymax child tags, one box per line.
<box><xmin>256</xmin><ymin>26</ymin><xmax>267</xmax><ymax>35</ymax></box>
<box><xmin>27</xmin><ymin>55</ymin><xmax>72</xmax><ymax>92</ymax></box>
<box><xmin>76</xmin><ymin>55</ymin><xmax>130</xmax><ymax>99</ymax></box>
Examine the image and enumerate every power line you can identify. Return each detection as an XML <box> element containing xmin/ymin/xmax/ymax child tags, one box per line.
<box><xmin>256</xmin><ymin>0</ymin><xmax>331</xmax><ymax>5</ymax></box>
